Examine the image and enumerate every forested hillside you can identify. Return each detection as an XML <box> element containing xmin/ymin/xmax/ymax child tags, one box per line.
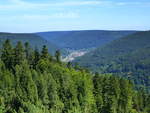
<box><xmin>37</xmin><ymin>30</ymin><xmax>136</xmax><ymax>49</ymax></box>
<box><xmin>0</xmin><ymin>40</ymin><xmax>150</xmax><ymax>113</ymax></box>
<box><xmin>0</xmin><ymin>33</ymin><xmax>61</xmax><ymax>55</ymax></box>
<box><xmin>74</xmin><ymin>31</ymin><xmax>150</xmax><ymax>90</ymax></box>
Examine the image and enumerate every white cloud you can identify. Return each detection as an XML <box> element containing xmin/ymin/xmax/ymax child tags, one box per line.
<box><xmin>1</xmin><ymin>0</ymin><xmax>150</xmax><ymax>11</ymax></box>
<box><xmin>114</xmin><ymin>1</ymin><xmax>150</xmax><ymax>6</ymax></box>
<box><xmin>20</xmin><ymin>13</ymin><xmax>80</xmax><ymax>19</ymax></box>
<box><xmin>0</xmin><ymin>12</ymin><xmax>80</xmax><ymax>22</ymax></box>
<box><xmin>115</xmin><ymin>2</ymin><xmax>140</xmax><ymax>6</ymax></box>
<box><xmin>0</xmin><ymin>0</ymin><xmax>82</xmax><ymax>21</ymax></box>
<box><xmin>0</xmin><ymin>0</ymin><xmax>103</xmax><ymax>10</ymax></box>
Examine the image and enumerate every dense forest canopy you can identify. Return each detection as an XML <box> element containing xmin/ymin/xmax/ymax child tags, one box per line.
<box><xmin>0</xmin><ymin>40</ymin><xmax>150</xmax><ymax>113</ymax></box>
<box><xmin>37</xmin><ymin>30</ymin><xmax>136</xmax><ymax>50</ymax></box>
<box><xmin>74</xmin><ymin>31</ymin><xmax>150</xmax><ymax>90</ymax></box>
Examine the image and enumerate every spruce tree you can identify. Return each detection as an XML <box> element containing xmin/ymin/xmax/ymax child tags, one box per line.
<box><xmin>67</xmin><ymin>62</ymin><xmax>72</xmax><ymax>69</ymax></box>
<box><xmin>1</xmin><ymin>39</ymin><xmax>14</xmax><ymax>69</ymax></box>
<box><xmin>55</xmin><ymin>50</ymin><xmax>61</xmax><ymax>63</ymax></box>
<box><xmin>24</xmin><ymin>42</ymin><xmax>30</xmax><ymax>60</ymax></box>
<box><xmin>32</xmin><ymin>48</ymin><xmax>40</xmax><ymax>69</ymax></box>
<box><xmin>41</xmin><ymin>45</ymin><xmax>49</xmax><ymax>59</ymax></box>
<box><xmin>14</xmin><ymin>41</ymin><xmax>25</xmax><ymax>65</ymax></box>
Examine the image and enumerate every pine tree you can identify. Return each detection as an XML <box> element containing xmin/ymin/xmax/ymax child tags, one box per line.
<box><xmin>41</xmin><ymin>45</ymin><xmax>49</xmax><ymax>59</ymax></box>
<box><xmin>32</xmin><ymin>48</ymin><xmax>40</xmax><ymax>69</ymax></box>
<box><xmin>55</xmin><ymin>50</ymin><xmax>61</xmax><ymax>63</ymax></box>
<box><xmin>36</xmin><ymin>73</ymin><xmax>49</xmax><ymax>105</ymax></box>
<box><xmin>67</xmin><ymin>62</ymin><xmax>72</xmax><ymax>69</ymax></box>
<box><xmin>0</xmin><ymin>40</ymin><xmax>149</xmax><ymax>113</ymax></box>
<box><xmin>93</xmin><ymin>75</ymin><xmax>103</xmax><ymax>113</ymax></box>
<box><xmin>15</xmin><ymin>60</ymin><xmax>38</xmax><ymax>103</ymax></box>
<box><xmin>14</xmin><ymin>41</ymin><xmax>25</xmax><ymax>65</ymax></box>
<box><xmin>24</xmin><ymin>42</ymin><xmax>30</xmax><ymax>60</ymax></box>
<box><xmin>47</xmin><ymin>73</ymin><xmax>64</xmax><ymax>113</ymax></box>
<box><xmin>1</xmin><ymin>39</ymin><xmax>14</xmax><ymax>69</ymax></box>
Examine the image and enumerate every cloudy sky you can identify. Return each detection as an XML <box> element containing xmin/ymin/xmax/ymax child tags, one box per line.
<box><xmin>0</xmin><ymin>0</ymin><xmax>150</xmax><ymax>33</ymax></box>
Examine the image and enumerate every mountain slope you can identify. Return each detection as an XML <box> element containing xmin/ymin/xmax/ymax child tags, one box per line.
<box><xmin>0</xmin><ymin>33</ymin><xmax>60</xmax><ymax>55</ymax></box>
<box><xmin>74</xmin><ymin>31</ymin><xmax>150</xmax><ymax>89</ymax></box>
<box><xmin>0</xmin><ymin>40</ymin><xmax>149</xmax><ymax>113</ymax></box>
<box><xmin>37</xmin><ymin>30</ymin><xmax>136</xmax><ymax>50</ymax></box>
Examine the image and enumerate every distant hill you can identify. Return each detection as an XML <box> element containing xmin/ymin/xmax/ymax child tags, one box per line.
<box><xmin>74</xmin><ymin>31</ymin><xmax>150</xmax><ymax>89</ymax></box>
<box><xmin>0</xmin><ymin>33</ymin><xmax>61</xmax><ymax>55</ymax></box>
<box><xmin>37</xmin><ymin>30</ymin><xmax>136</xmax><ymax>50</ymax></box>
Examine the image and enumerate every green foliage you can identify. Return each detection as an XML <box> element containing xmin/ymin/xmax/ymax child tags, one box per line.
<box><xmin>41</xmin><ymin>45</ymin><xmax>49</xmax><ymax>59</ymax></box>
<box><xmin>55</xmin><ymin>50</ymin><xmax>61</xmax><ymax>63</ymax></box>
<box><xmin>1</xmin><ymin>39</ymin><xmax>14</xmax><ymax>69</ymax></box>
<box><xmin>14</xmin><ymin>41</ymin><xmax>25</xmax><ymax>65</ymax></box>
<box><xmin>0</xmin><ymin>40</ymin><xmax>149</xmax><ymax>113</ymax></box>
<box><xmin>74</xmin><ymin>31</ymin><xmax>150</xmax><ymax>90</ymax></box>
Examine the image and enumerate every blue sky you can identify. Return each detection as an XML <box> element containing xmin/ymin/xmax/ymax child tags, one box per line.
<box><xmin>0</xmin><ymin>0</ymin><xmax>150</xmax><ymax>33</ymax></box>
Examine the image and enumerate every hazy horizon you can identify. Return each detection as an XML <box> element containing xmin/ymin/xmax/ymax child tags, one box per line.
<box><xmin>0</xmin><ymin>29</ymin><xmax>145</xmax><ymax>34</ymax></box>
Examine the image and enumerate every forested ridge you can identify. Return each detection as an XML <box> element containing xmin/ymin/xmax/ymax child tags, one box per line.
<box><xmin>0</xmin><ymin>33</ymin><xmax>63</xmax><ymax>55</ymax></box>
<box><xmin>0</xmin><ymin>40</ymin><xmax>150</xmax><ymax>113</ymax></box>
<box><xmin>37</xmin><ymin>30</ymin><xmax>136</xmax><ymax>50</ymax></box>
<box><xmin>74</xmin><ymin>31</ymin><xmax>150</xmax><ymax>90</ymax></box>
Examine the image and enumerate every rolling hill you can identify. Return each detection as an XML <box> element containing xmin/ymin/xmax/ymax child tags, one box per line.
<box><xmin>74</xmin><ymin>31</ymin><xmax>150</xmax><ymax>89</ymax></box>
<box><xmin>37</xmin><ymin>30</ymin><xmax>136</xmax><ymax>50</ymax></box>
<box><xmin>0</xmin><ymin>33</ymin><xmax>61</xmax><ymax>55</ymax></box>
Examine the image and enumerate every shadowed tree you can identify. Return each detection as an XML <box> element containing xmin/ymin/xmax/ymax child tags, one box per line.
<box><xmin>55</xmin><ymin>50</ymin><xmax>61</xmax><ymax>63</ymax></box>
<box><xmin>14</xmin><ymin>41</ymin><xmax>25</xmax><ymax>65</ymax></box>
<box><xmin>24</xmin><ymin>42</ymin><xmax>31</xmax><ymax>60</ymax></box>
<box><xmin>1</xmin><ymin>39</ymin><xmax>14</xmax><ymax>69</ymax></box>
<box><xmin>41</xmin><ymin>45</ymin><xmax>49</xmax><ymax>59</ymax></box>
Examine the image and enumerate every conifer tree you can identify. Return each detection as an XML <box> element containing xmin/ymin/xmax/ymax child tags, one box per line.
<box><xmin>47</xmin><ymin>73</ymin><xmax>64</xmax><ymax>113</ymax></box>
<box><xmin>67</xmin><ymin>62</ymin><xmax>72</xmax><ymax>69</ymax></box>
<box><xmin>55</xmin><ymin>50</ymin><xmax>61</xmax><ymax>63</ymax></box>
<box><xmin>93</xmin><ymin>75</ymin><xmax>103</xmax><ymax>113</ymax></box>
<box><xmin>24</xmin><ymin>42</ymin><xmax>30</xmax><ymax>60</ymax></box>
<box><xmin>15</xmin><ymin>60</ymin><xmax>38</xmax><ymax>103</ymax></box>
<box><xmin>41</xmin><ymin>45</ymin><xmax>49</xmax><ymax>59</ymax></box>
<box><xmin>14</xmin><ymin>41</ymin><xmax>25</xmax><ymax>65</ymax></box>
<box><xmin>1</xmin><ymin>39</ymin><xmax>14</xmax><ymax>69</ymax></box>
<box><xmin>0</xmin><ymin>40</ymin><xmax>149</xmax><ymax>113</ymax></box>
<box><xmin>32</xmin><ymin>48</ymin><xmax>40</xmax><ymax>69</ymax></box>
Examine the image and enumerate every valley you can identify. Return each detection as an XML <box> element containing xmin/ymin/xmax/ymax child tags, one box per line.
<box><xmin>1</xmin><ymin>0</ymin><xmax>150</xmax><ymax>112</ymax></box>
<box><xmin>74</xmin><ymin>31</ymin><xmax>150</xmax><ymax>90</ymax></box>
<box><xmin>0</xmin><ymin>30</ymin><xmax>150</xmax><ymax>113</ymax></box>
<box><xmin>62</xmin><ymin>49</ymin><xmax>89</xmax><ymax>62</ymax></box>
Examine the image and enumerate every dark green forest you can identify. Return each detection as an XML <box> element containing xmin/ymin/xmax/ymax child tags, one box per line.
<box><xmin>0</xmin><ymin>33</ymin><xmax>64</xmax><ymax>55</ymax></box>
<box><xmin>38</xmin><ymin>30</ymin><xmax>135</xmax><ymax>50</ymax></box>
<box><xmin>0</xmin><ymin>40</ymin><xmax>150</xmax><ymax>113</ymax></box>
<box><xmin>74</xmin><ymin>31</ymin><xmax>150</xmax><ymax>90</ymax></box>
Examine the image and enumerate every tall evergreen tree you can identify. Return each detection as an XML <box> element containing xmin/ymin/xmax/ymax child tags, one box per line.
<box><xmin>1</xmin><ymin>39</ymin><xmax>14</xmax><ymax>69</ymax></box>
<box><xmin>67</xmin><ymin>62</ymin><xmax>72</xmax><ymax>69</ymax></box>
<box><xmin>55</xmin><ymin>50</ymin><xmax>61</xmax><ymax>63</ymax></box>
<box><xmin>14</xmin><ymin>41</ymin><xmax>25</xmax><ymax>65</ymax></box>
<box><xmin>41</xmin><ymin>45</ymin><xmax>49</xmax><ymax>59</ymax></box>
<box><xmin>15</xmin><ymin>60</ymin><xmax>38</xmax><ymax>103</ymax></box>
<box><xmin>24</xmin><ymin>42</ymin><xmax>30</xmax><ymax>60</ymax></box>
<box><xmin>33</xmin><ymin>48</ymin><xmax>40</xmax><ymax>69</ymax></box>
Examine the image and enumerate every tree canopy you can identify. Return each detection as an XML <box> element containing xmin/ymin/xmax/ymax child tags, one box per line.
<box><xmin>0</xmin><ymin>40</ymin><xmax>149</xmax><ymax>113</ymax></box>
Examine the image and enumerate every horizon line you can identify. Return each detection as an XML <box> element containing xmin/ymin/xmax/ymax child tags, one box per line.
<box><xmin>0</xmin><ymin>29</ymin><xmax>148</xmax><ymax>34</ymax></box>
